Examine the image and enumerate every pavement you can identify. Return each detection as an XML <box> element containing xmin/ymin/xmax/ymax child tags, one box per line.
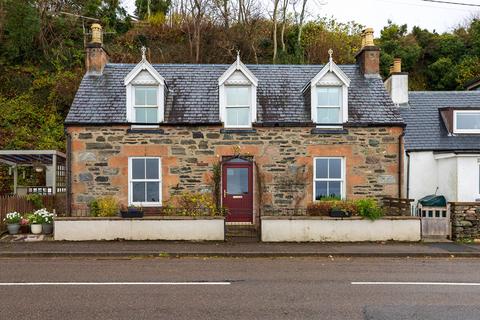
<box><xmin>1</xmin><ymin>257</ymin><xmax>480</xmax><ymax>319</ymax></box>
<box><xmin>1</xmin><ymin>239</ymin><xmax>480</xmax><ymax>258</ymax></box>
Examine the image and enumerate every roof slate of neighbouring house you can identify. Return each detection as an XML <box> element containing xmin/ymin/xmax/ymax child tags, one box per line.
<box><xmin>401</xmin><ymin>91</ymin><xmax>480</xmax><ymax>152</ymax></box>
<box><xmin>65</xmin><ymin>63</ymin><xmax>403</xmax><ymax>125</ymax></box>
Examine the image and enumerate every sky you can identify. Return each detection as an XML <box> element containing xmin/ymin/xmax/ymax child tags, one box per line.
<box><xmin>122</xmin><ymin>0</ymin><xmax>480</xmax><ymax>34</ymax></box>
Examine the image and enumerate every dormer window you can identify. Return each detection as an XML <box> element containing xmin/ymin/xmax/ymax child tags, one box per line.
<box><xmin>124</xmin><ymin>47</ymin><xmax>165</xmax><ymax>125</ymax></box>
<box><xmin>218</xmin><ymin>53</ymin><xmax>258</xmax><ymax>129</ymax></box>
<box><xmin>316</xmin><ymin>87</ymin><xmax>342</xmax><ymax>124</ymax></box>
<box><xmin>454</xmin><ymin>110</ymin><xmax>480</xmax><ymax>134</ymax></box>
<box><xmin>225</xmin><ymin>86</ymin><xmax>251</xmax><ymax>127</ymax></box>
<box><xmin>134</xmin><ymin>86</ymin><xmax>158</xmax><ymax>123</ymax></box>
<box><xmin>309</xmin><ymin>49</ymin><xmax>350</xmax><ymax>127</ymax></box>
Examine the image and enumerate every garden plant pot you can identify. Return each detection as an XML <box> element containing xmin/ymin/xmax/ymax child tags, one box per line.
<box><xmin>42</xmin><ymin>223</ymin><xmax>53</xmax><ymax>234</ymax></box>
<box><xmin>121</xmin><ymin>208</ymin><xmax>144</xmax><ymax>218</ymax></box>
<box><xmin>329</xmin><ymin>209</ymin><xmax>351</xmax><ymax>218</ymax></box>
<box><xmin>30</xmin><ymin>224</ymin><xmax>42</xmax><ymax>235</ymax></box>
<box><xmin>20</xmin><ymin>225</ymin><xmax>30</xmax><ymax>234</ymax></box>
<box><xmin>7</xmin><ymin>223</ymin><xmax>20</xmax><ymax>235</ymax></box>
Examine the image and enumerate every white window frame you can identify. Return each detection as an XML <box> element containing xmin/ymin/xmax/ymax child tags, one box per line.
<box><xmin>453</xmin><ymin>110</ymin><xmax>480</xmax><ymax>134</ymax></box>
<box><xmin>314</xmin><ymin>86</ymin><xmax>343</xmax><ymax>126</ymax></box>
<box><xmin>221</xmin><ymin>85</ymin><xmax>253</xmax><ymax>128</ymax></box>
<box><xmin>128</xmin><ymin>157</ymin><xmax>162</xmax><ymax>207</ymax></box>
<box><xmin>132</xmin><ymin>86</ymin><xmax>160</xmax><ymax>124</ymax></box>
<box><xmin>313</xmin><ymin>157</ymin><xmax>346</xmax><ymax>201</ymax></box>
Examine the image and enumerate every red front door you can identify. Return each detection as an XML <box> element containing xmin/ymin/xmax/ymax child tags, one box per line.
<box><xmin>222</xmin><ymin>158</ymin><xmax>253</xmax><ymax>222</ymax></box>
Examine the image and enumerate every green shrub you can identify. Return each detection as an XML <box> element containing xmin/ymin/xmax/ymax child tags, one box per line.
<box><xmin>89</xmin><ymin>197</ymin><xmax>118</xmax><ymax>217</ymax></box>
<box><xmin>307</xmin><ymin>198</ymin><xmax>383</xmax><ymax>219</ymax></box>
<box><xmin>163</xmin><ymin>192</ymin><xmax>222</xmax><ymax>216</ymax></box>
<box><xmin>26</xmin><ymin>193</ymin><xmax>43</xmax><ymax>209</ymax></box>
<box><xmin>356</xmin><ymin>198</ymin><xmax>384</xmax><ymax>220</ymax></box>
<box><xmin>88</xmin><ymin>199</ymin><xmax>100</xmax><ymax>217</ymax></box>
<box><xmin>307</xmin><ymin>200</ymin><xmax>358</xmax><ymax>216</ymax></box>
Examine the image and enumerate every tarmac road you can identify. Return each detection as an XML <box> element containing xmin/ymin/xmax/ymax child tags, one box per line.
<box><xmin>0</xmin><ymin>257</ymin><xmax>479</xmax><ymax>319</ymax></box>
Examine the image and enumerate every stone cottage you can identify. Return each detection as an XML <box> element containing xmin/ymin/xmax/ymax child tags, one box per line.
<box><xmin>65</xmin><ymin>24</ymin><xmax>404</xmax><ymax>224</ymax></box>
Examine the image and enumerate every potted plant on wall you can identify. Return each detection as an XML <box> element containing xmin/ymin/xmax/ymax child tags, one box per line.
<box><xmin>28</xmin><ymin>210</ymin><xmax>44</xmax><ymax>235</ymax></box>
<box><xmin>38</xmin><ymin>209</ymin><xmax>54</xmax><ymax>234</ymax></box>
<box><xmin>3</xmin><ymin>212</ymin><xmax>22</xmax><ymax>235</ymax></box>
<box><xmin>20</xmin><ymin>217</ymin><xmax>30</xmax><ymax>234</ymax></box>
<box><xmin>120</xmin><ymin>205</ymin><xmax>144</xmax><ymax>218</ymax></box>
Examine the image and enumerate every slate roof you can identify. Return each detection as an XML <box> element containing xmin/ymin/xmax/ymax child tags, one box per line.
<box><xmin>66</xmin><ymin>63</ymin><xmax>403</xmax><ymax>125</ymax></box>
<box><xmin>401</xmin><ymin>91</ymin><xmax>480</xmax><ymax>152</ymax></box>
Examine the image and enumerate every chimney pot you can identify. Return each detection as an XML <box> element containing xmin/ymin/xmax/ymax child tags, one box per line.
<box><xmin>393</xmin><ymin>58</ymin><xmax>402</xmax><ymax>73</ymax></box>
<box><xmin>363</xmin><ymin>28</ymin><xmax>375</xmax><ymax>47</ymax></box>
<box><xmin>91</xmin><ymin>23</ymin><xmax>102</xmax><ymax>44</ymax></box>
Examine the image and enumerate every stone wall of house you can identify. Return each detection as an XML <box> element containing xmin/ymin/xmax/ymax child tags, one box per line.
<box><xmin>450</xmin><ymin>202</ymin><xmax>480</xmax><ymax>241</ymax></box>
<box><xmin>67</xmin><ymin>125</ymin><xmax>403</xmax><ymax>214</ymax></box>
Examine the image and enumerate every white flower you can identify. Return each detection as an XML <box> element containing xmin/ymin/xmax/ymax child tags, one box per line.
<box><xmin>4</xmin><ymin>212</ymin><xmax>21</xmax><ymax>223</ymax></box>
<box><xmin>33</xmin><ymin>208</ymin><xmax>54</xmax><ymax>223</ymax></box>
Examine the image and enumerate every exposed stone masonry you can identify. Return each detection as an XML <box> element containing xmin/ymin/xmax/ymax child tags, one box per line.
<box><xmin>451</xmin><ymin>202</ymin><xmax>480</xmax><ymax>241</ymax></box>
<box><xmin>68</xmin><ymin>125</ymin><xmax>403</xmax><ymax>214</ymax></box>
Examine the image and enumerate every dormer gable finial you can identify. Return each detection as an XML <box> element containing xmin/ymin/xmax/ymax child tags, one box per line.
<box><xmin>236</xmin><ymin>50</ymin><xmax>241</xmax><ymax>67</ymax></box>
<box><xmin>141</xmin><ymin>46</ymin><xmax>147</xmax><ymax>61</ymax></box>
<box><xmin>328</xmin><ymin>48</ymin><xmax>334</xmax><ymax>71</ymax></box>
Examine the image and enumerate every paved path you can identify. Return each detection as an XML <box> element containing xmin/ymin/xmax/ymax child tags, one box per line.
<box><xmin>1</xmin><ymin>257</ymin><xmax>480</xmax><ymax>319</ymax></box>
<box><xmin>1</xmin><ymin>240</ymin><xmax>480</xmax><ymax>257</ymax></box>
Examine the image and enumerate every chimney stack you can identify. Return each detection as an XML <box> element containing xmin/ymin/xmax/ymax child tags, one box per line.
<box><xmin>355</xmin><ymin>28</ymin><xmax>380</xmax><ymax>76</ymax></box>
<box><xmin>384</xmin><ymin>58</ymin><xmax>409</xmax><ymax>105</ymax></box>
<box><xmin>85</xmin><ymin>23</ymin><xmax>108</xmax><ymax>76</ymax></box>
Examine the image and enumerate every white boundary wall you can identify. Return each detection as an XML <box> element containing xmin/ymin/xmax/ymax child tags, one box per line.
<box><xmin>54</xmin><ymin>217</ymin><xmax>225</xmax><ymax>241</ymax></box>
<box><xmin>261</xmin><ymin>217</ymin><xmax>421</xmax><ymax>242</ymax></box>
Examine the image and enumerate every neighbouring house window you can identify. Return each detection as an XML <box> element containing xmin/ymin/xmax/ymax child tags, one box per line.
<box><xmin>134</xmin><ymin>86</ymin><xmax>158</xmax><ymax>123</ymax></box>
<box><xmin>129</xmin><ymin>157</ymin><xmax>162</xmax><ymax>206</ymax></box>
<box><xmin>225</xmin><ymin>86</ymin><xmax>251</xmax><ymax>127</ymax></box>
<box><xmin>454</xmin><ymin>111</ymin><xmax>480</xmax><ymax>133</ymax></box>
<box><xmin>314</xmin><ymin>157</ymin><xmax>344</xmax><ymax>200</ymax></box>
<box><xmin>316</xmin><ymin>87</ymin><xmax>342</xmax><ymax>124</ymax></box>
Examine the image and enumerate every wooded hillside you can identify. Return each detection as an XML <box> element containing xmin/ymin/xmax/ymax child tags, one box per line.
<box><xmin>0</xmin><ymin>0</ymin><xmax>479</xmax><ymax>192</ymax></box>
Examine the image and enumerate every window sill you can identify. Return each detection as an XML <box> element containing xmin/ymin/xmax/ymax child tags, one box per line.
<box><xmin>452</xmin><ymin>131</ymin><xmax>480</xmax><ymax>135</ymax></box>
<box><xmin>220</xmin><ymin>128</ymin><xmax>257</xmax><ymax>134</ymax></box>
<box><xmin>311</xmin><ymin>127</ymin><xmax>348</xmax><ymax>134</ymax></box>
<box><xmin>128</xmin><ymin>203</ymin><xmax>162</xmax><ymax>207</ymax></box>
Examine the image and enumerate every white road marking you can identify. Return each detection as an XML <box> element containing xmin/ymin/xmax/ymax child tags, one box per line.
<box><xmin>0</xmin><ymin>281</ymin><xmax>231</xmax><ymax>286</ymax></box>
<box><xmin>351</xmin><ymin>281</ymin><xmax>480</xmax><ymax>286</ymax></box>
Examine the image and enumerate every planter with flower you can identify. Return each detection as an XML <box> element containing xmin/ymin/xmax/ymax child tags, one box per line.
<box><xmin>120</xmin><ymin>205</ymin><xmax>144</xmax><ymax>218</ymax></box>
<box><xmin>4</xmin><ymin>212</ymin><xmax>22</xmax><ymax>235</ymax></box>
<box><xmin>28</xmin><ymin>210</ymin><xmax>45</xmax><ymax>234</ymax></box>
<box><xmin>20</xmin><ymin>217</ymin><xmax>30</xmax><ymax>234</ymax></box>
<box><xmin>38</xmin><ymin>209</ymin><xmax>55</xmax><ymax>234</ymax></box>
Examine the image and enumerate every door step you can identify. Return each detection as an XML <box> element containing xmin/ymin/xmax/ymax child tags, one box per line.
<box><xmin>226</xmin><ymin>225</ymin><xmax>258</xmax><ymax>241</ymax></box>
<box><xmin>422</xmin><ymin>236</ymin><xmax>452</xmax><ymax>242</ymax></box>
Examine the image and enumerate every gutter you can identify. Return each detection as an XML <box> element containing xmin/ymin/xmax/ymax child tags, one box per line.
<box><xmin>64</xmin><ymin>121</ymin><xmax>406</xmax><ymax>128</ymax></box>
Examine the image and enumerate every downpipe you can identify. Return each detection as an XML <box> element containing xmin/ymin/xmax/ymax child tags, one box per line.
<box><xmin>398</xmin><ymin>130</ymin><xmax>405</xmax><ymax>198</ymax></box>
